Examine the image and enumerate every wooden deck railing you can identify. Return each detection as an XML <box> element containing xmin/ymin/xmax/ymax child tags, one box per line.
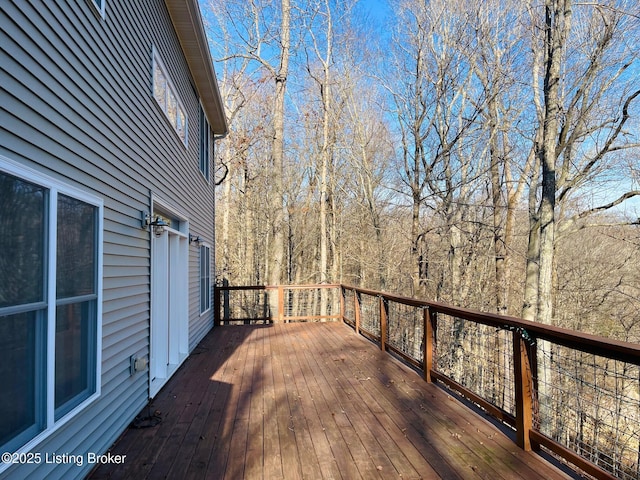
<box><xmin>214</xmin><ymin>283</ymin><xmax>640</xmax><ymax>480</ymax></box>
<box><xmin>214</xmin><ymin>284</ymin><xmax>342</xmax><ymax>324</ymax></box>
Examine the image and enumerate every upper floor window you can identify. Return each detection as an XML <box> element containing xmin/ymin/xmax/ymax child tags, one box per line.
<box><xmin>90</xmin><ymin>0</ymin><xmax>105</xmax><ymax>18</ymax></box>
<box><xmin>0</xmin><ymin>158</ymin><xmax>102</xmax><ymax>457</ymax></box>
<box><xmin>153</xmin><ymin>51</ymin><xmax>188</xmax><ymax>146</ymax></box>
<box><xmin>199</xmin><ymin>105</ymin><xmax>211</xmax><ymax>180</ymax></box>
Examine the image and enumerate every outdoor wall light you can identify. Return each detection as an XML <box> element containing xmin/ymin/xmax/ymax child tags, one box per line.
<box><xmin>142</xmin><ymin>212</ymin><xmax>169</xmax><ymax>236</ymax></box>
<box><xmin>189</xmin><ymin>234</ymin><xmax>202</xmax><ymax>246</ymax></box>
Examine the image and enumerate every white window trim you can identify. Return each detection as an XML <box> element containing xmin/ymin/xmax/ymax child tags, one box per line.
<box><xmin>152</xmin><ymin>47</ymin><xmax>188</xmax><ymax>147</ymax></box>
<box><xmin>0</xmin><ymin>156</ymin><xmax>103</xmax><ymax>470</ymax></box>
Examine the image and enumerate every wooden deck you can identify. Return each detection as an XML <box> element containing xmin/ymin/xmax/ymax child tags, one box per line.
<box><xmin>89</xmin><ymin>322</ymin><xmax>577</xmax><ymax>480</ymax></box>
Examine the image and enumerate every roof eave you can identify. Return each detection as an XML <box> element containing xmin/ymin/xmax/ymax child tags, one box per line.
<box><xmin>165</xmin><ymin>0</ymin><xmax>228</xmax><ymax>136</ymax></box>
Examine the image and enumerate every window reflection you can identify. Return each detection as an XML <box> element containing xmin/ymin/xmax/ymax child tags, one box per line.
<box><xmin>153</xmin><ymin>52</ymin><xmax>187</xmax><ymax>146</ymax></box>
<box><xmin>56</xmin><ymin>194</ymin><xmax>96</xmax><ymax>299</ymax></box>
<box><xmin>153</xmin><ymin>62</ymin><xmax>167</xmax><ymax>110</ymax></box>
<box><xmin>0</xmin><ymin>312</ymin><xmax>43</xmax><ymax>452</ymax></box>
<box><xmin>55</xmin><ymin>301</ymin><xmax>95</xmax><ymax>419</ymax></box>
<box><xmin>0</xmin><ymin>172</ymin><xmax>46</xmax><ymax>308</ymax></box>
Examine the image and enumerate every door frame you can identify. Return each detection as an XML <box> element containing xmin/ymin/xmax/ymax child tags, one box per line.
<box><xmin>149</xmin><ymin>197</ymin><xmax>189</xmax><ymax>398</ymax></box>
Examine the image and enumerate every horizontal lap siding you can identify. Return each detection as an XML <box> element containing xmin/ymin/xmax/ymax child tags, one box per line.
<box><xmin>0</xmin><ymin>1</ymin><xmax>215</xmax><ymax>478</ymax></box>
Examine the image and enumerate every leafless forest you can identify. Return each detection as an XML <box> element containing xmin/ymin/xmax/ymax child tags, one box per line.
<box><xmin>206</xmin><ymin>0</ymin><xmax>640</xmax><ymax>342</ymax></box>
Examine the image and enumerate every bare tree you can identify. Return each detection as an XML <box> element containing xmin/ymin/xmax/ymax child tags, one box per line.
<box><xmin>343</xmin><ymin>73</ymin><xmax>394</xmax><ymax>289</ymax></box>
<box><xmin>384</xmin><ymin>0</ymin><xmax>432</xmax><ymax>297</ymax></box>
<box><xmin>206</xmin><ymin>0</ymin><xmax>292</xmax><ymax>321</ymax></box>
<box><xmin>523</xmin><ymin>0</ymin><xmax>640</xmax><ymax>323</ymax></box>
<box><xmin>469</xmin><ymin>0</ymin><xmax>534</xmax><ymax>315</ymax></box>
<box><xmin>388</xmin><ymin>0</ymin><xmax>487</xmax><ymax>303</ymax></box>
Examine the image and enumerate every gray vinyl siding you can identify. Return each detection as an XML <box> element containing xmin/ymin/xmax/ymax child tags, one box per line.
<box><xmin>0</xmin><ymin>0</ymin><xmax>216</xmax><ymax>478</ymax></box>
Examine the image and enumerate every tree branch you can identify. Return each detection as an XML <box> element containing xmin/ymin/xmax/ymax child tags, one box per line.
<box><xmin>215</xmin><ymin>161</ymin><xmax>229</xmax><ymax>186</ymax></box>
<box><xmin>558</xmin><ymin>89</ymin><xmax>640</xmax><ymax>203</ymax></box>
<box><xmin>558</xmin><ymin>190</ymin><xmax>640</xmax><ymax>237</ymax></box>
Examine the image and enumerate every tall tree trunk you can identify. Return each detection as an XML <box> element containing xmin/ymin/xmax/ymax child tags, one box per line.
<box><xmin>488</xmin><ymin>95</ymin><xmax>508</xmax><ymax>315</ymax></box>
<box><xmin>243</xmin><ymin>163</ymin><xmax>256</xmax><ymax>284</ymax></box>
<box><xmin>411</xmin><ymin>188</ymin><xmax>426</xmax><ymax>297</ymax></box>
<box><xmin>448</xmin><ymin>209</ymin><xmax>464</xmax><ymax>305</ymax></box>
<box><xmin>319</xmin><ymin>39</ymin><xmax>332</xmax><ymax>284</ymax></box>
<box><xmin>306</xmin><ymin>0</ymin><xmax>337</xmax><ymax>315</ymax></box>
<box><xmin>410</xmin><ymin>139</ymin><xmax>427</xmax><ymax>297</ymax></box>
<box><xmin>268</xmin><ymin>0</ymin><xmax>291</xmax><ymax>319</ymax></box>
<box><xmin>319</xmin><ymin>122</ymin><xmax>329</xmax><ymax>314</ymax></box>
<box><xmin>522</xmin><ymin>40</ymin><xmax>544</xmax><ymax>322</ymax></box>
<box><xmin>536</xmin><ymin>0</ymin><xmax>571</xmax><ymax>324</ymax></box>
<box><xmin>363</xmin><ymin>171</ymin><xmax>385</xmax><ymax>290</ymax></box>
<box><xmin>522</xmin><ymin>159</ymin><xmax>540</xmax><ymax>321</ymax></box>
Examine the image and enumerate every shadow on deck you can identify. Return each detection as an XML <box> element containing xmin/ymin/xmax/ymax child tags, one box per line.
<box><xmin>89</xmin><ymin>322</ymin><xmax>577</xmax><ymax>479</ymax></box>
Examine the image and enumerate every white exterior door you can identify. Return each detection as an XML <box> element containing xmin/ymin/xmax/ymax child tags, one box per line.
<box><xmin>150</xmin><ymin>225</ymin><xmax>188</xmax><ymax>398</ymax></box>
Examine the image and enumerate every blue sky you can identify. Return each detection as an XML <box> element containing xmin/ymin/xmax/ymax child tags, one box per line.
<box><xmin>357</xmin><ymin>0</ymin><xmax>392</xmax><ymax>28</ymax></box>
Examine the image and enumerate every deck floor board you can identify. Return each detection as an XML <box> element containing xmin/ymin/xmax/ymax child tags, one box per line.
<box><xmin>89</xmin><ymin>322</ymin><xmax>576</xmax><ymax>480</ymax></box>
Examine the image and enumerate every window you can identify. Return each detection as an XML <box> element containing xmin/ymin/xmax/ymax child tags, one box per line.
<box><xmin>89</xmin><ymin>0</ymin><xmax>105</xmax><ymax>18</ymax></box>
<box><xmin>199</xmin><ymin>104</ymin><xmax>211</xmax><ymax>180</ymax></box>
<box><xmin>153</xmin><ymin>51</ymin><xmax>188</xmax><ymax>146</ymax></box>
<box><xmin>199</xmin><ymin>245</ymin><xmax>211</xmax><ymax>314</ymax></box>
<box><xmin>0</xmin><ymin>160</ymin><xmax>102</xmax><ymax>455</ymax></box>
<box><xmin>54</xmin><ymin>194</ymin><xmax>98</xmax><ymax>419</ymax></box>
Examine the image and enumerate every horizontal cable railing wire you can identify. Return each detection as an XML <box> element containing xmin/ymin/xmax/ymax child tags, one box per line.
<box><xmin>215</xmin><ymin>284</ymin><xmax>340</xmax><ymax>324</ymax></box>
<box><xmin>283</xmin><ymin>285</ymin><xmax>340</xmax><ymax>320</ymax></box>
<box><xmin>342</xmin><ymin>288</ymin><xmax>356</xmax><ymax>327</ymax></box>
<box><xmin>536</xmin><ymin>342</ymin><xmax>640</xmax><ymax>480</ymax></box>
<box><xmin>358</xmin><ymin>292</ymin><xmax>381</xmax><ymax>340</ymax></box>
<box><xmin>386</xmin><ymin>301</ymin><xmax>424</xmax><ymax>365</ymax></box>
<box><xmin>216</xmin><ymin>285</ymin><xmax>272</xmax><ymax>324</ymax></box>
<box><xmin>435</xmin><ymin>313</ymin><xmax>515</xmax><ymax>416</ymax></box>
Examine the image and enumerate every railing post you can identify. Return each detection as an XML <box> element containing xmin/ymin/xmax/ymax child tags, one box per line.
<box><xmin>513</xmin><ymin>330</ymin><xmax>535</xmax><ymax>451</ymax></box>
<box><xmin>214</xmin><ymin>287</ymin><xmax>222</xmax><ymax>326</ymax></box>
<box><xmin>278</xmin><ymin>286</ymin><xmax>285</xmax><ymax>323</ymax></box>
<box><xmin>379</xmin><ymin>296</ymin><xmax>387</xmax><ymax>352</ymax></box>
<box><xmin>354</xmin><ymin>290</ymin><xmax>361</xmax><ymax>335</ymax></box>
<box><xmin>423</xmin><ymin>307</ymin><xmax>435</xmax><ymax>383</ymax></box>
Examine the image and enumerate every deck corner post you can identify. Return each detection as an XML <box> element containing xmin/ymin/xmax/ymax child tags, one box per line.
<box><xmin>278</xmin><ymin>285</ymin><xmax>285</xmax><ymax>323</ymax></box>
<box><xmin>214</xmin><ymin>287</ymin><xmax>222</xmax><ymax>326</ymax></box>
<box><xmin>513</xmin><ymin>330</ymin><xmax>535</xmax><ymax>451</ymax></box>
<box><xmin>354</xmin><ymin>290</ymin><xmax>361</xmax><ymax>335</ymax></box>
<box><xmin>213</xmin><ymin>286</ymin><xmax>221</xmax><ymax>326</ymax></box>
<box><xmin>379</xmin><ymin>296</ymin><xmax>387</xmax><ymax>352</ymax></box>
<box><xmin>424</xmin><ymin>307</ymin><xmax>434</xmax><ymax>383</ymax></box>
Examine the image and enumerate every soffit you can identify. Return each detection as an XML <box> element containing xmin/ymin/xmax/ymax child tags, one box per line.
<box><xmin>165</xmin><ymin>0</ymin><xmax>228</xmax><ymax>135</ymax></box>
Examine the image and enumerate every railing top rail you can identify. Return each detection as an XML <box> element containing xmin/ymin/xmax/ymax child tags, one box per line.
<box><xmin>342</xmin><ymin>284</ymin><xmax>430</xmax><ymax>308</ymax></box>
<box><xmin>341</xmin><ymin>284</ymin><xmax>640</xmax><ymax>365</ymax></box>
<box><xmin>218</xmin><ymin>283</ymin><xmax>341</xmax><ymax>291</ymax></box>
